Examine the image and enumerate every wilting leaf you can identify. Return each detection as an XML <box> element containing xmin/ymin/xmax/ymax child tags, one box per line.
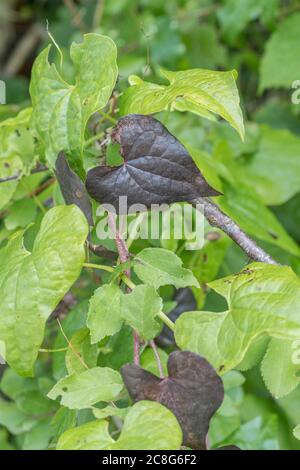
<box><xmin>55</xmin><ymin>152</ymin><xmax>93</xmax><ymax>225</ymax></box>
<box><xmin>48</xmin><ymin>367</ymin><xmax>123</xmax><ymax>410</ymax></box>
<box><xmin>86</xmin><ymin>114</ymin><xmax>220</xmax><ymax>213</ymax></box>
<box><xmin>120</xmin><ymin>69</ymin><xmax>244</xmax><ymax>138</ymax></box>
<box><xmin>30</xmin><ymin>34</ymin><xmax>118</xmax><ymax>177</ymax></box>
<box><xmin>0</xmin><ymin>205</ymin><xmax>88</xmax><ymax>376</ymax></box>
<box><xmin>121</xmin><ymin>351</ymin><xmax>224</xmax><ymax>449</ymax></box>
<box><xmin>57</xmin><ymin>401</ymin><xmax>182</xmax><ymax>450</ymax></box>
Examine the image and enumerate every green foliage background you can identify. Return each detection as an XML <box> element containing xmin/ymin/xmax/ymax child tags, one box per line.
<box><xmin>1</xmin><ymin>0</ymin><xmax>300</xmax><ymax>451</ymax></box>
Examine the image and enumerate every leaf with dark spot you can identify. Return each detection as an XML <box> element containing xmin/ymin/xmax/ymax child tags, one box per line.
<box><xmin>121</xmin><ymin>350</ymin><xmax>224</xmax><ymax>450</ymax></box>
<box><xmin>56</xmin><ymin>152</ymin><xmax>93</xmax><ymax>225</ymax></box>
<box><xmin>86</xmin><ymin>115</ymin><xmax>220</xmax><ymax>214</ymax></box>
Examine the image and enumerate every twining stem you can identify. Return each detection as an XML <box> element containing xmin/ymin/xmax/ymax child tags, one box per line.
<box><xmin>150</xmin><ymin>340</ymin><xmax>164</xmax><ymax>378</ymax></box>
<box><xmin>107</xmin><ymin>212</ymin><xmax>140</xmax><ymax>365</ymax></box>
<box><xmin>57</xmin><ymin>318</ymin><xmax>89</xmax><ymax>370</ymax></box>
<box><xmin>194</xmin><ymin>197</ymin><xmax>278</xmax><ymax>265</ymax></box>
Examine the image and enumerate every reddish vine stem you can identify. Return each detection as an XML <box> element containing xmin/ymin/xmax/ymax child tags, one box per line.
<box><xmin>107</xmin><ymin>212</ymin><xmax>140</xmax><ymax>365</ymax></box>
<box><xmin>193</xmin><ymin>197</ymin><xmax>278</xmax><ymax>265</ymax></box>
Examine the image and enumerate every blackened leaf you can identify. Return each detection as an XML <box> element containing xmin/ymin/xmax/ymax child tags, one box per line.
<box><xmin>86</xmin><ymin>115</ymin><xmax>220</xmax><ymax>213</ymax></box>
<box><xmin>56</xmin><ymin>152</ymin><xmax>93</xmax><ymax>225</ymax></box>
<box><xmin>121</xmin><ymin>350</ymin><xmax>224</xmax><ymax>450</ymax></box>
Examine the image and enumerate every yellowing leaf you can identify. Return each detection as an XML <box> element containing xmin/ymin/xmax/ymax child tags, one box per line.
<box><xmin>30</xmin><ymin>34</ymin><xmax>118</xmax><ymax>177</ymax></box>
<box><xmin>120</xmin><ymin>68</ymin><xmax>244</xmax><ymax>139</ymax></box>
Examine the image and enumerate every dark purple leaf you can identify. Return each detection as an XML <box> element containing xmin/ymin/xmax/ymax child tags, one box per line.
<box><xmin>86</xmin><ymin>115</ymin><xmax>220</xmax><ymax>213</ymax></box>
<box><xmin>56</xmin><ymin>152</ymin><xmax>93</xmax><ymax>225</ymax></box>
<box><xmin>121</xmin><ymin>350</ymin><xmax>224</xmax><ymax>450</ymax></box>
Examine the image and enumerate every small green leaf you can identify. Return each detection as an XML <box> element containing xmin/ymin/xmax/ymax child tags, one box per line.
<box><xmin>87</xmin><ymin>284</ymin><xmax>123</xmax><ymax>344</ymax></box>
<box><xmin>120</xmin><ymin>69</ymin><xmax>244</xmax><ymax>139</ymax></box>
<box><xmin>121</xmin><ymin>285</ymin><xmax>162</xmax><ymax>341</ymax></box>
<box><xmin>48</xmin><ymin>367</ymin><xmax>123</xmax><ymax>410</ymax></box>
<box><xmin>30</xmin><ymin>34</ymin><xmax>118</xmax><ymax>177</ymax></box>
<box><xmin>261</xmin><ymin>338</ymin><xmax>300</xmax><ymax>399</ymax></box>
<box><xmin>0</xmin><ymin>205</ymin><xmax>88</xmax><ymax>376</ymax></box>
<box><xmin>134</xmin><ymin>248</ymin><xmax>199</xmax><ymax>289</ymax></box>
<box><xmin>92</xmin><ymin>405</ymin><xmax>129</xmax><ymax>420</ymax></box>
